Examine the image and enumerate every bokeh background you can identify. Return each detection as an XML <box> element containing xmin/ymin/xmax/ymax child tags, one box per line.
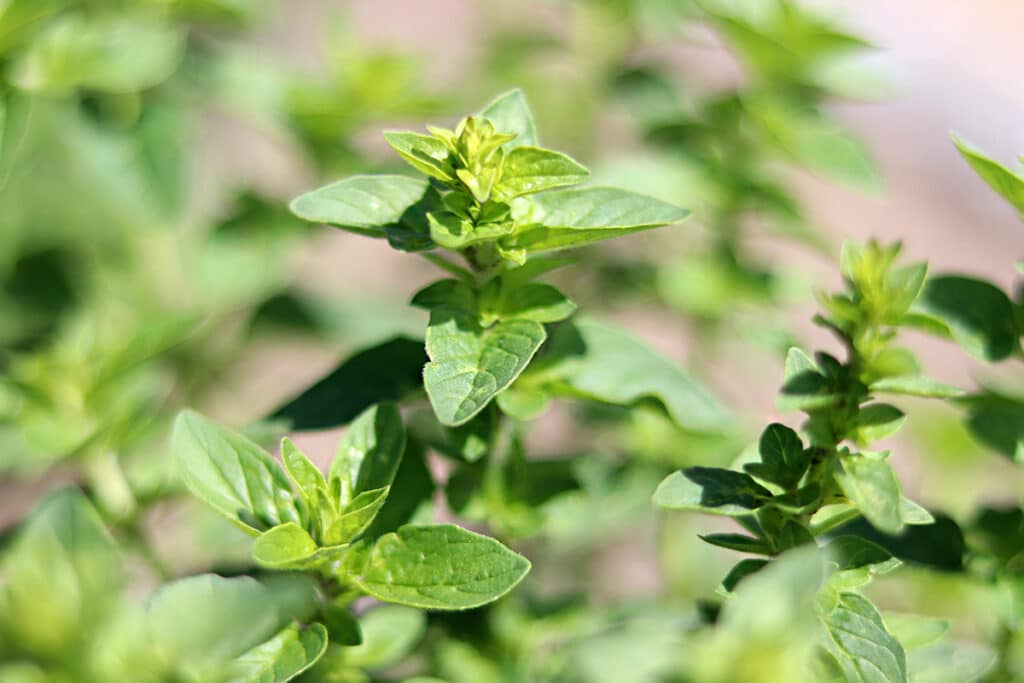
<box><xmin>2</xmin><ymin>1</ymin><xmax>1023</xmax><ymax>681</ymax></box>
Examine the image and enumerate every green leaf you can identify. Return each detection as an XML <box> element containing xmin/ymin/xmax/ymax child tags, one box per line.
<box><xmin>700</xmin><ymin>533</ymin><xmax>772</xmax><ymax>554</ymax></box>
<box><xmin>965</xmin><ymin>391</ymin><xmax>1024</xmax><ymax>462</ymax></box>
<box><xmin>362</xmin><ymin>437</ymin><xmax>435</xmax><ymax>539</ymax></box>
<box><xmin>251</xmin><ymin>523</ymin><xmax>344</xmax><ymax>570</ymax></box>
<box><xmin>906</xmin><ymin>640</ymin><xmax>995</xmax><ymax>682</ymax></box>
<box><xmin>495</xmin><ymin>146</ymin><xmax>589</xmax><ymax>199</ymax></box>
<box><xmin>745</xmin><ymin>422</ymin><xmax>809</xmax><ymax>489</ymax></box>
<box><xmin>871</xmin><ymin>375</ymin><xmax>963</xmax><ymax>399</ymax></box>
<box><xmin>342</xmin><ymin>606</ymin><xmax>427</xmax><ymax>670</ymax></box>
<box><xmin>428</xmin><ymin>210</ymin><xmax>515</xmax><ymax>249</ymax></box>
<box><xmin>653</xmin><ymin>467</ymin><xmax>772</xmax><ymax>516</ymax></box>
<box><xmin>289</xmin><ymin>175</ymin><xmax>431</xmax><ymax>240</ymax></box>
<box><xmin>821</xmin><ymin>592</ymin><xmax>908</xmax><ymax>683</ymax></box>
<box><xmin>323</xmin><ymin>604</ymin><xmax>362</xmax><ymax>646</ymax></box>
<box><xmin>721</xmin><ymin>558</ymin><xmax>770</xmax><ymax>592</ymax></box>
<box><xmin>885</xmin><ymin>614</ymin><xmax>948</xmax><ymax>651</ymax></box>
<box><xmin>330</xmin><ymin>403</ymin><xmax>406</xmax><ymax>503</ymax></box>
<box><xmin>496</xmin><ymin>384</ymin><xmax>551</xmax><ymax>420</ymax></box>
<box><xmin>834</xmin><ymin>455</ymin><xmax>903</xmax><ymax>534</ymax></box>
<box><xmin>343</xmin><ymin>524</ymin><xmax>530</xmax><ymax>610</ymax></box>
<box><xmin>505</xmin><ymin>187</ymin><xmax>689</xmax><ymax>252</ymax></box>
<box><xmin>478</xmin><ymin>89</ymin><xmax>537</xmax><ymax>148</ymax></box>
<box><xmin>222</xmin><ymin>623</ymin><xmax>328</xmax><ymax>683</ymax></box>
<box><xmin>324</xmin><ymin>487</ymin><xmax>390</xmax><ymax>545</ymax></box>
<box><xmin>778</xmin><ymin>347</ymin><xmax>838</xmax><ymax>412</ymax></box>
<box><xmin>482</xmin><ymin>280</ymin><xmax>576</xmax><ymax>324</ymax></box>
<box><xmin>543</xmin><ymin>319</ymin><xmax>731</xmax><ymax>432</ymax></box>
<box><xmin>424</xmin><ymin>308</ymin><xmax>546</xmax><ymax>426</ymax></box>
<box><xmin>853</xmin><ymin>404</ymin><xmax>907</xmax><ymax>444</ymax></box>
<box><xmin>914</xmin><ymin>275</ymin><xmax>1019</xmax><ymax>361</ymax></box>
<box><xmin>383</xmin><ymin>131</ymin><xmax>455</xmax><ymax>182</ymax></box>
<box><xmin>411</xmin><ymin>279</ymin><xmax>477</xmax><ymax>313</ymax></box>
<box><xmin>270</xmin><ymin>338</ymin><xmax>426</xmax><ymax>431</ymax></box>
<box><xmin>281</xmin><ymin>439</ymin><xmax>326</xmax><ymax>504</ymax></box>
<box><xmin>953</xmin><ymin>136</ymin><xmax>1024</xmax><ymax>215</ymax></box>
<box><xmin>899</xmin><ymin>497</ymin><xmax>935</xmax><ymax>526</ymax></box>
<box><xmin>825</xmin><ymin>535</ymin><xmax>894</xmax><ymax>570</ymax></box>
<box><xmin>173</xmin><ymin>411</ymin><xmax>302</xmax><ymax>535</ymax></box>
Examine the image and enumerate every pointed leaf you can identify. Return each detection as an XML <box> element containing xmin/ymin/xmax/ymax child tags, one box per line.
<box><xmin>324</xmin><ymin>487</ymin><xmax>390</xmax><ymax>545</ymax></box>
<box><xmin>289</xmin><ymin>175</ymin><xmax>431</xmax><ymax>238</ymax></box>
<box><xmin>173</xmin><ymin>411</ymin><xmax>302</xmax><ymax>535</ymax></box>
<box><xmin>478</xmin><ymin>89</ymin><xmax>537</xmax><ymax>147</ymax></box>
<box><xmin>424</xmin><ymin>307</ymin><xmax>546</xmax><ymax>426</ymax></box>
<box><xmin>495</xmin><ymin>146</ymin><xmax>589</xmax><ymax>199</ymax></box>
<box><xmin>821</xmin><ymin>592</ymin><xmax>908</xmax><ymax>683</ymax></box>
<box><xmin>854</xmin><ymin>404</ymin><xmax>907</xmax><ymax>444</ymax></box>
<box><xmin>834</xmin><ymin>455</ymin><xmax>903</xmax><ymax>534</ymax></box>
<box><xmin>700</xmin><ymin>533</ymin><xmax>772</xmax><ymax>554</ymax></box>
<box><xmin>653</xmin><ymin>467</ymin><xmax>772</xmax><ymax>516</ymax></box>
<box><xmin>914</xmin><ymin>275</ymin><xmax>1019</xmax><ymax>361</ymax></box>
<box><xmin>505</xmin><ymin>187</ymin><xmax>689</xmax><ymax>252</ymax></box>
<box><xmin>330</xmin><ymin>403</ymin><xmax>406</xmax><ymax>503</ymax></box>
<box><xmin>251</xmin><ymin>523</ymin><xmax>342</xmax><ymax>570</ymax></box>
<box><xmin>745</xmin><ymin>422</ymin><xmax>809</xmax><ymax>489</ymax></box>
<box><xmin>343</xmin><ymin>524</ymin><xmax>530</xmax><ymax>610</ymax></box>
<box><xmin>383</xmin><ymin>131</ymin><xmax>455</xmax><ymax>182</ymax></box>
<box><xmin>871</xmin><ymin>375</ymin><xmax>963</xmax><ymax>398</ymax></box>
<box><xmin>222</xmin><ymin>623</ymin><xmax>328</xmax><ymax>683</ymax></box>
<box><xmin>281</xmin><ymin>439</ymin><xmax>326</xmax><ymax>504</ymax></box>
<box><xmin>953</xmin><ymin>136</ymin><xmax>1024</xmax><ymax>215</ymax></box>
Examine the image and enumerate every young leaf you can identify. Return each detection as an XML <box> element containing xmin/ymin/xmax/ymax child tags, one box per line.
<box><xmin>361</xmin><ymin>437</ymin><xmax>435</xmax><ymax>539</ymax></box>
<box><xmin>778</xmin><ymin>347</ymin><xmax>838</xmax><ymax>412</ymax></box>
<box><xmin>289</xmin><ymin>175</ymin><xmax>431</xmax><ymax>237</ymax></box>
<box><xmin>281</xmin><ymin>439</ymin><xmax>326</xmax><ymax>504</ymax></box>
<box><xmin>495</xmin><ymin>146</ymin><xmax>589</xmax><ymax>199</ymax></box>
<box><xmin>505</xmin><ymin>187</ymin><xmax>689</xmax><ymax>252</ymax></box>
<box><xmin>745</xmin><ymin>422</ymin><xmax>809</xmax><ymax>489</ymax></box>
<box><xmin>222</xmin><ymin>623</ymin><xmax>328</xmax><ymax>683</ymax></box>
<box><xmin>342</xmin><ymin>524</ymin><xmax>530</xmax><ymax>610</ymax></box>
<box><xmin>834</xmin><ymin>455</ymin><xmax>903</xmax><ymax>534</ymax></box>
<box><xmin>269</xmin><ymin>338</ymin><xmax>426</xmax><ymax>431</ymax></box>
<box><xmin>653</xmin><ymin>466</ymin><xmax>772</xmax><ymax>516</ymax></box>
<box><xmin>478</xmin><ymin>89</ymin><xmax>537</xmax><ymax>148</ymax></box>
<box><xmin>173</xmin><ymin>411</ymin><xmax>302</xmax><ymax>535</ymax></box>
<box><xmin>427</xmin><ymin>210</ymin><xmax>515</xmax><ymax>249</ymax></box>
<box><xmin>324</xmin><ymin>487</ymin><xmax>390</xmax><ymax>545</ymax></box>
<box><xmin>825</xmin><ymin>535</ymin><xmax>894</xmax><ymax>570</ymax></box>
<box><xmin>383</xmin><ymin>131</ymin><xmax>455</xmax><ymax>182</ymax></box>
<box><xmin>821</xmin><ymin>592</ymin><xmax>908</xmax><ymax>683</ymax></box>
<box><xmin>330</xmin><ymin>403</ymin><xmax>406</xmax><ymax>503</ymax></box>
<box><xmin>251</xmin><ymin>523</ymin><xmax>329</xmax><ymax>570</ymax></box>
<box><xmin>424</xmin><ymin>307</ymin><xmax>546</xmax><ymax>426</ymax></box>
<box><xmin>913</xmin><ymin>275</ymin><xmax>1018</xmax><ymax>361</ymax></box>
<box><xmin>953</xmin><ymin>136</ymin><xmax>1024</xmax><ymax>215</ymax></box>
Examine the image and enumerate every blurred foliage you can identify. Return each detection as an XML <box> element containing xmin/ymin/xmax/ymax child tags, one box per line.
<box><xmin>1</xmin><ymin>1</ymin><xmax>1023</xmax><ymax>682</ymax></box>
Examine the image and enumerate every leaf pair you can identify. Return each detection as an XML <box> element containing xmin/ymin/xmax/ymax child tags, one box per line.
<box><xmin>173</xmin><ymin>408</ymin><xmax>530</xmax><ymax>610</ymax></box>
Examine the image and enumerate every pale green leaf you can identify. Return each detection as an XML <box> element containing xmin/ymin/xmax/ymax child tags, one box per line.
<box><xmin>281</xmin><ymin>438</ymin><xmax>326</xmax><ymax>504</ymax></box>
<box><xmin>495</xmin><ymin>146</ymin><xmax>589</xmax><ymax>199</ymax></box>
<box><xmin>324</xmin><ymin>487</ymin><xmax>390</xmax><ymax>545</ymax></box>
<box><xmin>289</xmin><ymin>175</ymin><xmax>431</xmax><ymax>239</ymax></box>
<box><xmin>383</xmin><ymin>131</ymin><xmax>454</xmax><ymax>182</ymax></box>
<box><xmin>834</xmin><ymin>455</ymin><xmax>902</xmax><ymax>534</ymax></box>
<box><xmin>424</xmin><ymin>308</ymin><xmax>546</xmax><ymax>426</ymax></box>
<box><xmin>330</xmin><ymin>403</ymin><xmax>406</xmax><ymax>504</ymax></box>
<box><xmin>173</xmin><ymin>411</ymin><xmax>302</xmax><ymax>535</ymax></box>
<box><xmin>222</xmin><ymin>623</ymin><xmax>328</xmax><ymax>683</ymax></box>
<box><xmin>505</xmin><ymin>187</ymin><xmax>689</xmax><ymax>252</ymax></box>
<box><xmin>343</xmin><ymin>524</ymin><xmax>530</xmax><ymax>610</ymax></box>
<box><xmin>478</xmin><ymin>89</ymin><xmax>537</xmax><ymax>147</ymax></box>
<box><xmin>251</xmin><ymin>523</ymin><xmax>340</xmax><ymax>570</ymax></box>
<box><xmin>821</xmin><ymin>592</ymin><xmax>908</xmax><ymax>683</ymax></box>
<box><xmin>953</xmin><ymin>136</ymin><xmax>1024</xmax><ymax>216</ymax></box>
<box><xmin>871</xmin><ymin>375</ymin><xmax>963</xmax><ymax>399</ymax></box>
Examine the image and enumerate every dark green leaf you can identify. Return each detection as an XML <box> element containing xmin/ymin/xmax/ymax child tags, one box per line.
<box><xmin>854</xmin><ymin>404</ymin><xmax>907</xmax><ymax>444</ymax></box>
<box><xmin>269</xmin><ymin>337</ymin><xmax>426</xmax><ymax>431</ymax></box>
<box><xmin>700</xmin><ymin>533</ymin><xmax>772</xmax><ymax>554</ymax></box>
<box><xmin>745</xmin><ymin>422</ymin><xmax>809</xmax><ymax>489</ymax></box>
<box><xmin>778</xmin><ymin>347</ymin><xmax>838</xmax><ymax>412</ymax></box>
<box><xmin>965</xmin><ymin>391</ymin><xmax>1024</xmax><ymax>462</ymax></box>
<box><xmin>653</xmin><ymin>467</ymin><xmax>772</xmax><ymax>515</ymax></box>
<box><xmin>914</xmin><ymin>275</ymin><xmax>1018</xmax><ymax>361</ymax></box>
<box><xmin>721</xmin><ymin>559</ymin><xmax>770</xmax><ymax>592</ymax></box>
<box><xmin>825</xmin><ymin>535</ymin><xmax>894</xmax><ymax>570</ymax></box>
